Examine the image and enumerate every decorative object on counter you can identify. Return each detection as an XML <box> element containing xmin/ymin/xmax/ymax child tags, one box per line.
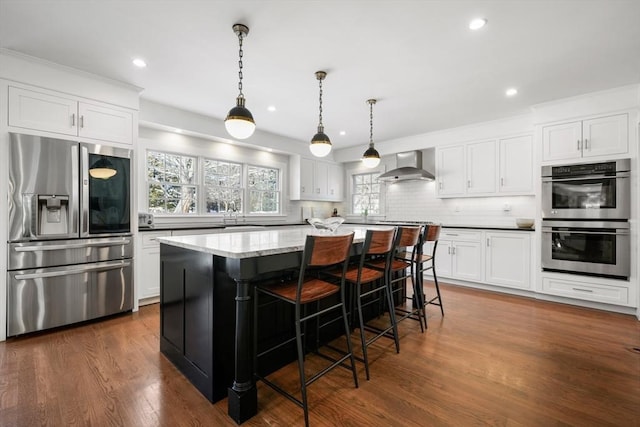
<box><xmin>309</xmin><ymin>71</ymin><xmax>332</xmax><ymax>157</ymax></box>
<box><xmin>362</xmin><ymin>98</ymin><xmax>381</xmax><ymax>168</ymax></box>
<box><xmin>224</xmin><ymin>23</ymin><xmax>255</xmax><ymax>140</ymax></box>
<box><xmin>332</xmin><ymin>208</ymin><xmax>339</xmax><ymax>217</ymax></box>
<box><xmin>306</xmin><ymin>217</ymin><xmax>344</xmax><ymax>233</ymax></box>
<box><xmin>516</xmin><ymin>218</ymin><xmax>534</xmax><ymax>229</ymax></box>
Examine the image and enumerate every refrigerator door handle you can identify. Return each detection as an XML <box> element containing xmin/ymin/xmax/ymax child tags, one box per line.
<box><xmin>80</xmin><ymin>144</ymin><xmax>89</xmax><ymax>237</ymax></box>
<box><xmin>14</xmin><ymin>260</ymin><xmax>131</xmax><ymax>280</ymax></box>
<box><xmin>14</xmin><ymin>238</ymin><xmax>132</xmax><ymax>252</ymax></box>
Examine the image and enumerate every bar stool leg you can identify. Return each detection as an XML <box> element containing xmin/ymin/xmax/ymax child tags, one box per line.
<box><xmin>384</xmin><ymin>270</ymin><xmax>400</xmax><ymax>354</ymax></box>
<box><xmin>433</xmin><ymin>265</ymin><xmax>444</xmax><ymax>316</ymax></box>
<box><xmin>355</xmin><ymin>283</ymin><xmax>370</xmax><ymax>381</ymax></box>
<box><xmin>294</xmin><ymin>306</ymin><xmax>310</xmax><ymax>427</ymax></box>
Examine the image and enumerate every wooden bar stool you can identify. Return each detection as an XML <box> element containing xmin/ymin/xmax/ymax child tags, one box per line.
<box><xmin>339</xmin><ymin>227</ymin><xmax>399</xmax><ymax>380</ymax></box>
<box><xmin>388</xmin><ymin>226</ymin><xmax>427</xmax><ymax>332</ymax></box>
<box><xmin>415</xmin><ymin>224</ymin><xmax>444</xmax><ymax>316</ymax></box>
<box><xmin>253</xmin><ymin>232</ymin><xmax>358</xmax><ymax>427</ymax></box>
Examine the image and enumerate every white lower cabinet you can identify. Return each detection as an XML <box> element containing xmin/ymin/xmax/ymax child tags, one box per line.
<box><xmin>434</xmin><ymin>230</ymin><xmax>483</xmax><ymax>282</ymax></box>
<box><xmin>137</xmin><ymin>231</ymin><xmax>171</xmax><ymax>303</ymax></box>
<box><xmin>485</xmin><ymin>231</ymin><xmax>531</xmax><ymax>290</ymax></box>
<box><xmin>541</xmin><ymin>276</ymin><xmax>631</xmax><ymax>306</ymax></box>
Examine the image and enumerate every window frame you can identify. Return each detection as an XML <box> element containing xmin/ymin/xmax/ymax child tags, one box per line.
<box><xmin>146</xmin><ymin>149</ymin><xmax>198</xmax><ymax>215</ymax></box>
<box><xmin>145</xmin><ymin>148</ymin><xmax>283</xmax><ymax>217</ymax></box>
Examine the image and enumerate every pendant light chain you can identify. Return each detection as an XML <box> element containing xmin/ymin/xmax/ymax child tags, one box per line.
<box><xmin>237</xmin><ymin>31</ymin><xmax>244</xmax><ymax>98</ymax></box>
<box><xmin>318</xmin><ymin>76</ymin><xmax>324</xmax><ymax>129</ymax></box>
<box><xmin>369</xmin><ymin>100</ymin><xmax>374</xmax><ymax>147</ymax></box>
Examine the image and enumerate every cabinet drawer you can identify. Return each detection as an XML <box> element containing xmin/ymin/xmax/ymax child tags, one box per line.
<box><xmin>440</xmin><ymin>230</ymin><xmax>482</xmax><ymax>241</ymax></box>
<box><xmin>141</xmin><ymin>231</ymin><xmax>171</xmax><ymax>249</ymax></box>
<box><xmin>541</xmin><ymin>277</ymin><xmax>629</xmax><ymax>306</ymax></box>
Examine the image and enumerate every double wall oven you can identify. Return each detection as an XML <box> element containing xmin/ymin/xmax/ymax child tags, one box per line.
<box><xmin>541</xmin><ymin>159</ymin><xmax>630</xmax><ymax>279</ymax></box>
<box><xmin>7</xmin><ymin>133</ymin><xmax>133</xmax><ymax>336</ymax></box>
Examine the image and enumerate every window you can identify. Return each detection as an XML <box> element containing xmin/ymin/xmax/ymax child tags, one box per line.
<box><xmin>248</xmin><ymin>165</ymin><xmax>280</xmax><ymax>214</ymax></box>
<box><xmin>146</xmin><ymin>150</ymin><xmax>282</xmax><ymax>216</ymax></box>
<box><xmin>147</xmin><ymin>151</ymin><xmax>197</xmax><ymax>214</ymax></box>
<box><xmin>203</xmin><ymin>159</ymin><xmax>242</xmax><ymax>213</ymax></box>
<box><xmin>352</xmin><ymin>172</ymin><xmax>380</xmax><ymax>215</ymax></box>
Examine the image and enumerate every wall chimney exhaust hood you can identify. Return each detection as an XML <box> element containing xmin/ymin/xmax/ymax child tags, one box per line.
<box><xmin>378</xmin><ymin>150</ymin><xmax>435</xmax><ymax>182</ymax></box>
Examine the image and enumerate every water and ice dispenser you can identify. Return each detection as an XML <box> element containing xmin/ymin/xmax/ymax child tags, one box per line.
<box><xmin>37</xmin><ymin>195</ymin><xmax>69</xmax><ymax>236</ymax></box>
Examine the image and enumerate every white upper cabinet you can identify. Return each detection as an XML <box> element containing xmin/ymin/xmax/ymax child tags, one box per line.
<box><xmin>290</xmin><ymin>156</ymin><xmax>343</xmax><ymax>202</ymax></box>
<box><xmin>542</xmin><ymin>113</ymin><xmax>628</xmax><ymax>162</ymax></box>
<box><xmin>8</xmin><ymin>86</ymin><xmax>134</xmax><ymax>145</ymax></box>
<box><xmin>437</xmin><ymin>134</ymin><xmax>532</xmax><ymax>198</ymax></box>
<box><xmin>498</xmin><ymin>135</ymin><xmax>534</xmax><ymax>194</ymax></box>
<box><xmin>436</xmin><ymin>145</ymin><xmax>466</xmax><ymax>196</ymax></box>
<box><xmin>466</xmin><ymin>140</ymin><xmax>497</xmax><ymax>194</ymax></box>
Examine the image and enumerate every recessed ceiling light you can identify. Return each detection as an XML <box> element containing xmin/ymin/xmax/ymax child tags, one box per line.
<box><xmin>339</xmin><ymin>131</ymin><xmax>346</xmax><ymax>136</ymax></box>
<box><xmin>506</xmin><ymin>88</ymin><xmax>518</xmax><ymax>97</ymax></box>
<box><xmin>469</xmin><ymin>18</ymin><xmax>487</xmax><ymax>30</ymax></box>
<box><xmin>132</xmin><ymin>58</ymin><xmax>147</xmax><ymax>68</ymax></box>
<box><xmin>267</xmin><ymin>105</ymin><xmax>277</xmax><ymax>112</ymax></box>
<box><xmin>174</xmin><ymin>128</ymin><xmax>182</xmax><ymax>133</ymax></box>
<box><xmin>266</xmin><ymin>148</ymin><xmax>273</xmax><ymax>152</ymax></box>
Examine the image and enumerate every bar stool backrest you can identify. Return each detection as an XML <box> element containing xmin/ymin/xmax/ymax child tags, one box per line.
<box><xmin>365</xmin><ymin>228</ymin><xmax>397</xmax><ymax>256</ymax></box>
<box><xmin>396</xmin><ymin>226</ymin><xmax>421</xmax><ymax>249</ymax></box>
<box><xmin>306</xmin><ymin>233</ymin><xmax>355</xmax><ymax>267</ymax></box>
<box><xmin>424</xmin><ymin>224</ymin><xmax>441</xmax><ymax>243</ymax></box>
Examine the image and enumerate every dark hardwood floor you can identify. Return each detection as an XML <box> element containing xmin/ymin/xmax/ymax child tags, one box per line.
<box><xmin>1</xmin><ymin>283</ymin><xmax>639</xmax><ymax>426</ymax></box>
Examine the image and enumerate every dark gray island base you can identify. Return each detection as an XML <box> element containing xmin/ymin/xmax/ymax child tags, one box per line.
<box><xmin>157</xmin><ymin>226</ymin><xmax>388</xmax><ymax>424</ymax></box>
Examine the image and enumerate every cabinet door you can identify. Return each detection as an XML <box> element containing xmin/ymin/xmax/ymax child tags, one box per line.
<box><xmin>8</xmin><ymin>86</ymin><xmax>77</xmax><ymax>136</ymax></box>
<box><xmin>499</xmin><ymin>135</ymin><xmax>533</xmax><ymax>194</ymax></box>
<box><xmin>433</xmin><ymin>240</ymin><xmax>453</xmax><ymax>278</ymax></box>
<box><xmin>437</xmin><ymin>145</ymin><xmax>466</xmax><ymax>196</ymax></box>
<box><xmin>582</xmin><ymin>114</ymin><xmax>628</xmax><ymax>158</ymax></box>
<box><xmin>138</xmin><ymin>231</ymin><xmax>171</xmax><ymax>301</ymax></box>
<box><xmin>78</xmin><ymin>102</ymin><xmax>133</xmax><ymax>145</ymax></box>
<box><xmin>299</xmin><ymin>158</ymin><xmax>315</xmax><ymax>199</ymax></box>
<box><xmin>542</xmin><ymin>121</ymin><xmax>582</xmax><ymax>162</ymax></box>
<box><xmin>314</xmin><ymin>161</ymin><xmax>329</xmax><ymax>198</ymax></box>
<box><xmin>327</xmin><ymin>163</ymin><xmax>343</xmax><ymax>200</ymax></box>
<box><xmin>466</xmin><ymin>140</ymin><xmax>496</xmax><ymax>194</ymax></box>
<box><xmin>452</xmin><ymin>240</ymin><xmax>483</xmax><ymax>281</ymax></box>
<box><xmin>485</xmin><ymin>232</ymin><xmax>531</xmax><ymax>289</ymax></box>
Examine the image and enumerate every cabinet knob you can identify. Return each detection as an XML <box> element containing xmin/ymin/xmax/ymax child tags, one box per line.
<box><xmin>467</xmin><ymin>180</ymin><xmax>471</xmax><ymax>188</ymax></box>
<box><xmin>577</xmin><ymin>139</ymin><xmax>581</xmax><ymax>151</ymax></box>
<box><xmin>584</xmin><ymin>138</ymin><xmax>589</xmax><ymax>150</ymax></box>
<box><xmin>71</xmin><ymin>113</ymin><xmax>76</xmax><ymax>127</ymax></box>
<box><xmin>80</xmin><ymin>115</ymin><xmax>84</xmax><ymax>128</ymax></box>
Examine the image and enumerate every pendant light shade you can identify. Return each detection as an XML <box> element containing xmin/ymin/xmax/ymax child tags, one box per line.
<box><xmin>362</xmin><ymin>99</ymin><xmax>381</xmax><ymax>168</ymax></box>
<box><xmin>89</xmin><ymin>156</ymin><xmax>117</xmax><ymax>179</ymax></box>
<box><xmin>225</xmin><ymin>24</ymin><xmax>255</xmax><ymax>140</ymax></box>
<box><xmin>310</xmin><ymin>71</ymin><xmax>332</xmax><ymax>157</ymax></box>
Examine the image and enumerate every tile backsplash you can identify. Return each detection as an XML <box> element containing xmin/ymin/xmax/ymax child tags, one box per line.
<box><xmin>384</xmin><ymin>180</ymin><xmax>536</xmax><ymax>227</ymax></box>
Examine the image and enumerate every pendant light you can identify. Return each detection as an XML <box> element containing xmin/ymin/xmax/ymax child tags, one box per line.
<box><xmin>362</xmin><ymin>99</ymin><xmax>381</xmax><ymax>168</ymax></box>
<box><xmin>309</xmin><ymin>71</ymin><xmax>332</xmax><ymax>157</ymax></box>
<box><xmin>89</xmin><ymin>156</ymin><xmax>117</xmax><ymax>179</ymax></box>
<box><xmin>225</xmin><ymin>24</ymin><xmax>255</xmax><ymax>140</ymax></box>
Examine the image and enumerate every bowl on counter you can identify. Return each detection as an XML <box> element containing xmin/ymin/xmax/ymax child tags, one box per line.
<box><xmin>307</xmin><ymin>217</ymin><xmax>345</xmax><ymax>233</ymax></box>
<box><xmin>515</xmin><ymin>218</ymin><xmax>535</xmax><ymax>229</ymax></box>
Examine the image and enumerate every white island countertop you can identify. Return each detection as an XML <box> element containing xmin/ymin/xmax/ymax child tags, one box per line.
<box><xmin>157</xmin><ymin>224</ymin><xmax>395</xmax><ymax>259</ymax></box>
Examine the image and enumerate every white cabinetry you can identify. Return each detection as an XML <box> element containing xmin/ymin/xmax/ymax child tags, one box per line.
<box><xmin>541</xmin><ymin>276</ymin><xmax>632</xmax><ymax>306</ymax></box>
<box><xmin>435</xmin><ymin>230</ymin><xmax>483</xmax><ymax>282</ymax></box>
<box><xmin>137</xmin><ymin>231</ymin><xmax>171</xmax><ymax>303</ymax></box>
<box><xmin>8</xmin><ymin>86</ymin><xmax>134</xmax><ymax>145</ymax></box>
<box><xmin>485</xmin><ymin>231</ymin><xmax>531</xmax><ymax>290</ymax></box>
<box><xmin>437</xmin><ymin>134</ymin><xmax>533</xmax><ymax>198</ymax></box>
<box><xmin>466</xmin><ymin>140</ymin><xmax>497</xmax><ymax>194</ymax></box>
<box><xmin>436</xmin><ymin>145</ymin><xmax>466</xmax><ymax>196</ymax></box>
<box><xmin>498</xmin><ymin>135</ymin><xmax>534</xmax><ymax>194</ymax></box>
<box><xmin>542</xmin><ymin>113</ymin><xmax>628</xmax><ymax>162</ymax></box>
<box><xmin>290</xmin><ymin>156</ymin><xmax>343</xmax><ymax>201</ymax></box>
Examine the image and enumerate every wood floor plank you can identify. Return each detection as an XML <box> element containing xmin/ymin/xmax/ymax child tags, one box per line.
<box><xmin>0</xmin><ymin>283</ymin><xmax>638</xmax><ymax>426</ymax></box>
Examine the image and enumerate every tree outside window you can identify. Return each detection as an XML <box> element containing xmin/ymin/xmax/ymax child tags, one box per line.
<box><xmin>147</xmin><ymin>151</ymin><xmax>196</xmax><ymax>214</ymax></box>
<box><xmin>352</xmin><ymin>172</ymin><xmax>380</xmax><ymax>215</ymax></box>
<box><xmin>248</xmin><ymin>165</ymin><xmax>280</xmax><ymax>214</ymax></box>
<box><xmin>203</xmin><ymin>159</ymin><xmax>242</xmax><ymax>213</ymax></box>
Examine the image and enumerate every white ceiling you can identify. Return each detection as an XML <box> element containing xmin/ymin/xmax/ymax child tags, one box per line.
<box><xmin>1</xmin><ymin>0</ymin><xmax>639</xmax><ymax>152</ymax></box>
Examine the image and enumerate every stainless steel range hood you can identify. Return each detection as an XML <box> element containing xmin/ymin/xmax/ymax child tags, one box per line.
<box><xmin>378</xmin><ymin>150</ymin><xmax>435</xmax><ymax>182</ymax></box>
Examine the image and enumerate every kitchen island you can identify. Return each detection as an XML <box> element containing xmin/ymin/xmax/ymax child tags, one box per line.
<box><xmin>157</xmin><ymin>225</ymin><xmax>391</xmax><ymax>424</ymax></box>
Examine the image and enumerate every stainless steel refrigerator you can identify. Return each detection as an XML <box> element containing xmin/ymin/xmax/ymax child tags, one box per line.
<box><xmin>7</xmin><ymin>133</ymin><xmax>134</xmax><ymax>336</ymax></box>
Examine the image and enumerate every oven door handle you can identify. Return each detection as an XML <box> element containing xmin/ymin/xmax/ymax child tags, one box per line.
<box><xmin>14</xmin><ymin>260</ymin><xmax>131</xmax><ymax>280</ymax></box>
<box><xmin>542</xmin><ymin>173</ymin><xmax>630</xmax><ymax>183</ymax></box>
<box><xmin>541</xmin><ymin>229</ymin><xmax>629</xmax><ymax>236</ymax></box>
<box><xmin>14</xmin><ymin>238</ymin><xmax>132</xmax><ymax>252</ymax></box>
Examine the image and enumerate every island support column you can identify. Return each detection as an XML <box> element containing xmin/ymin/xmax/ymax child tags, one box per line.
<box><xmin>228</xmin><ymin>279</ymin><xmax>257</xmax><ymax>423</ymax></box>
